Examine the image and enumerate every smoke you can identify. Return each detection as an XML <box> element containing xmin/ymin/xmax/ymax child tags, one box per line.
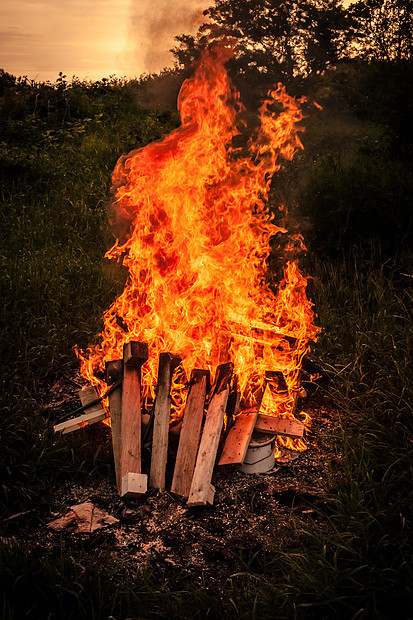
<box><xmin>128</xmin><ymin>0</ymin><xmax>209</xmax><ymax>75</ymax></box>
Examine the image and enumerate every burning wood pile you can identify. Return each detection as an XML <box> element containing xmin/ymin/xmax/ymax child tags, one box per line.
<box><xmin>55</xmin><ymin>46</ymin><xmax>320</xmax><ymax>506</ymax></box>
<box><xmin>54</xmin><ymin>342</ymin><xmax>309</xmax><ymax>506</ymax></box>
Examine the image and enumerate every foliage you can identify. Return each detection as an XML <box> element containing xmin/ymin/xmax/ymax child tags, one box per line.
<box><xmin>172</xmin><ymin>0</ymin><xmax>413</xmax><ymax>92</ymax></box>
<box><xmin>173</xmin><ymin>0</ymin><xmax>349</xmax><ymax>86</ymax></box>
<box><xmin>348</xmin><ymin>0</ymin><xmax>413</xmax><ymax>62</ymax></box>
<box><xmin>222</xmin><ymin>249</ymin><xmax>413</xmax><ymax>619</ymax></box>
<box><xmin>0</xmin><ymin>74</ymin><xmax>177</xmax><ymax>517</ymax></box>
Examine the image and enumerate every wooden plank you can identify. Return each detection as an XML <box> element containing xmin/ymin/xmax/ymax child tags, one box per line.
<box><xmin>53</xmin><ymin>408</ymin><xmax>106</xmax><ymax>434</ymax></box>
<box><xmin>212</xmin><ymin>362</ymin><xmax>234</xmax><ymax>396</ymax></box>
<box><xmin>105</xmin><ymin>359</ymin><xmax>123</xmax><ymax>493</ymax></box>
<box><xmin>218</xmin><ymin>409</ymin><xmax>258</xmax><ymax>465</ymax></box>
<box><xmin>171</xmin><ymin>369</ymin><xmax>209</xmax><ymax>498</ymax></box>
<box><xmin>53</xmin><ymin>385</ymin><xmax>106</xmax><ymax>434</ymax></box>
<box><xmin>218</xmin><ymin>371</ymin><xmax>271</xmax><ymax>466</ymax></box>
<box><xmin>255</xmin><ymin>414</ymin><xmax>304</xmax><ymax>438</ymax></box>
<box><xmin>120</xmin><ymin>341</ymin><xmax>148</xmax><ymax>497</ymax></box>
<box><xmin>207</xmin><ymin>484</ymin><xmax>215</xmax><ymax>505</ymax></box>
<box><xmin>149</xmin><ymin>352</ymin><xmax>182</xmax><ymax>491</ymax></box>
<box><xmin>187</xmin><ymin>363</ymin><xmax>233</xmax><ymax>507</ymax></box>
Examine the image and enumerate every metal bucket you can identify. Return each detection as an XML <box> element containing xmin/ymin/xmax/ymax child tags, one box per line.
<box><xmin>238</xmin><ymin>432</ymin><xmax>277</xmax><ymax>474</ymax></box>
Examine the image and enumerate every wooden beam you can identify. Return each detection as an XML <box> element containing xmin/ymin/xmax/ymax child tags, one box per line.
<box><xmin>171</xmin><ymin>369</ymin><xmax>209</xmax><ymax>498</ymax></box>
<box><xmin>255</xmin><ymin>414</ymin><xmax>304</xmax><ymax>438</ymax></box>
<box><xmin>149</xmin><ymin>352</ymin><xmax>182</xmax><ymax>492</ymax></box>
<box><xmin>187</xmin><ymin>363</ymin><xmax>233</xmax><ymax>507</ymax></box>
<box><xmin>53</xmin><ymin>385</ymin><xmax>106</xmax><ymax>434</ymax></box>
<box><xmin>105</xmin><ymin>359</ymin><xmax>123</xmax><ymax>493</ymax></box>
<box><xmin>207</xmin><ymin>484</ymin><xmax>215</xmax><ymax>505</ymax></box>
<box><xmin>120</xmin><ymin>341</ymin><xmax>148</xmax><ymax>498</ymax></box>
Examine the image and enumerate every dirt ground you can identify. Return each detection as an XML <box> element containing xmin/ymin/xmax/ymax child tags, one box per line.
<box><xmin>5</xmin><ymin>369</ymin><xmax>341</xmax><ymax>590</ymax></box>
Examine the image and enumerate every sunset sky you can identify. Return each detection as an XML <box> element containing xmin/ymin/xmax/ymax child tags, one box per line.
<box><xmin>0</xmin><ymin>0</ymin><xmax>209</xmax><ymax>82</ymax></box>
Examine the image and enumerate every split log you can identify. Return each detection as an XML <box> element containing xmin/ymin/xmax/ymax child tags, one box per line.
<box><xmin>188</xmin><ymin>362</ymin><xmax>233</xmax><ymax>507</ymax></box>
<box><xmin>53</xmin><ymin>385</ymin><xmax>106</xmax><ymax>434</ymax></box>
<box><xmin>149</xmin><ymin>352</ymin><xmax>182</xmax><ymax>492</ymax></box>
<box><xmin>105</xmin><ymin>359</ymin><xmax>123</xmax><ymax>493</ymax></box>
<box><xmin>120</xmin><ymin>341</ymin><xmax>148</xmax><ymax>498</ymax></box>
<box><xmin>254</xmin><ymin>414</ymin><xmax>304</xmax><ymax>438</ymax></box>
<box><xmin>171</xmin><ymin>370</ymin><xmax>210</xmax><ymax>498</ymax></box>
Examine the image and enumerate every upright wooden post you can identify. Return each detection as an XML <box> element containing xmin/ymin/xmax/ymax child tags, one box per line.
<box><xmin>105</xmin><ymin>359</ymin><xmax>123</xmax><ymax>493</ymax></box>
<box><xmin>149</xmin><ymin>352</ymin><xmax>182</xmax><ymax>492</ymax></box>
<box><xmin>188</xmin><ymin>362</ymin><xmax>233</xmax><ymax>507</ymax></box>
<box><xmin>171</xmin><ymin>369</ymin><xmax>210</xmax><ymax>498</ymax></box>
<box><xmin>120</xmin><ymin>341</ymin><xmax>149</xmax><ymax>498</ymax></box>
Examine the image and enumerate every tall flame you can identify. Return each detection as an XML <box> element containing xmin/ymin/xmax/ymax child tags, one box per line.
<box><xmin>77</xmin><ymin>46</ymin><xmax>319</xmax><ymax>421</ymax></box>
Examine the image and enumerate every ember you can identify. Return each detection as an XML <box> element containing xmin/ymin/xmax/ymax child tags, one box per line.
<box><xmin>71</xmin><ymin>45</ymin><xmax>320</xmax><ymax>499</ymax></box>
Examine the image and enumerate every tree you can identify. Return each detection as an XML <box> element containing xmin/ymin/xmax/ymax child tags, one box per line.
<box><xmin>348</xmin><ymin>0</ymin><xmax>413</xmax><ymax>62</ymax></box>
<box><xmin>172</xmin><ymin>0</ymin><xmax>349</xmax><ymax>85</ymax></box>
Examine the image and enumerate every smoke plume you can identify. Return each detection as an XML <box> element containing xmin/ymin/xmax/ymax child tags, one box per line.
<box><xmin>129</xmin><ymin>0</ymin><xmax>209</xmax><ymax>75</ymax></box>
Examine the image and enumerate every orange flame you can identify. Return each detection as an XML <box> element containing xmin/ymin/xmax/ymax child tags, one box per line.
<box><xmin>76</xmin><ymin>46</ymin><xmax>319</xmax><ymax>425</ymax></box>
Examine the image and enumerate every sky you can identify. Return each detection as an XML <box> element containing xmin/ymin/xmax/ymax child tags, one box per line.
<box><xmin>0</xmin><ymin>0</ymin><xmax>209</xmax><ymax>82</ymax></box>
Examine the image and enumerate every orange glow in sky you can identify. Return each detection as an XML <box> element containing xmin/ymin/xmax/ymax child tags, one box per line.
<box><xmin>1</xmin><ymin>1</ymin><xmax>353</xmax><ymax>82</ymax></box>
<box><xmin>0</xmin><ymin>0</ymin><xmax>209</xmax><ymax>82</ymax></box>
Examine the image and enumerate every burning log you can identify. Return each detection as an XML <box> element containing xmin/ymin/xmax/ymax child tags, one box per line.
<box><xmin>105</xmin><ymin>359</ymin><xmax>123</xmax><ymax>492</ymax></box>
<box><xmin>53</xmin><ymin>385</ymin><xmax>106</xmax><ymax>434</ymax></box>
<box><xmin>171</xmin><ymin>370</ymin><xmax>210</xmax><ymax>498</ymax></box>
<box><xmin>188</xmin><ymin>363</ymin><xmax>233</xmax><ymax>507</ymax></box>
<box><xmin>149</xmin><ymin>352</ymin><xmax>182</xmax><ymax>492</ymax></box>
<box><xmin>120</xmin><ymin>341</ymin><xmax>148</xmax><ymax>497</ymax></box>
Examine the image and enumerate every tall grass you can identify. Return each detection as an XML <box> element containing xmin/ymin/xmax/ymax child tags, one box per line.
<box><xmin>225</xmin><ymin>248</ymin><xmax>413</xmax><ymax>618</ymax></box>
<box><xmin>0</xmin><ymin>77</ymin><xmax>177</xmax><ymax>517</ymax></box>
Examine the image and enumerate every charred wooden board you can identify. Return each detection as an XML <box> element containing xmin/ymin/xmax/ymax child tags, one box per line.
<box><xmin>218</xmin><ymin>370</ymin><xmax>282</xmax><ymax>466</ymax></box>
<box><xmin>218</xmin><ymin>409</ymin><xmax>258</xmax><ymax>465</ymax></box>
<box><xmin>149</xmin><ymin>352</ymin><xmax>182</xmax><ymax>492</ymax></box>
<box><xmin>53</xmin><ymin>385</ymin><xmax>106</xmax><ymax>434</ymax></box>
<box><xmin>105</xmin><ymin>359</ymin><xmax>123</xmax><ymax>493</ymax></box>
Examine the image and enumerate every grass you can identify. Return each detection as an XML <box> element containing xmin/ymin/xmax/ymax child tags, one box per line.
<box><xmin>229</xmin><ymin>248</ymin><xmax>413</xmax><ymax>619</ymax></box>
<box><xmin>1</xmin><ymin>71</ymin><xmax>413</xmax><ymax>618</ymax></box>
